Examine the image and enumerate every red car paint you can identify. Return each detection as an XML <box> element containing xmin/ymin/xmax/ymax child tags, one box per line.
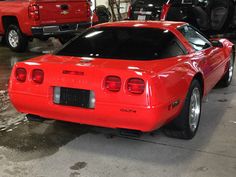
<box><xmin>0</xmin><ymin>0</ymin><xmax>94</xmax><ymax>37</ymax></box>
<box><xmin>8</xmin><ymin>21</ymin><xmax>234</xmax><ymax>132</ymax></box>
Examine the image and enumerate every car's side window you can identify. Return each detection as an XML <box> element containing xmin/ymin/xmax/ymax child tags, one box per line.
<box><xmin>158</xmin><ymin>35</ymin><xmax>188</xmax><ymax>58</ymax></box>
<box><xmin>178</xmin><ymin>25</ymin><xmax>211</xmax><ymax>51</ymax></box>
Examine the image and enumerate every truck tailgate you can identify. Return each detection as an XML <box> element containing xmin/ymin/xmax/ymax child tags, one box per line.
<box><xmin>37</xmin><ymin>0</ymin><xmax>90</xmax><ymax>25</ymax></box>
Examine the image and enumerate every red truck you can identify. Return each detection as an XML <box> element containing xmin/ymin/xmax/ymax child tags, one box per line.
<box><xmin>0</xmin><ymin>0</ymin><xmax>93</xmax><ymax>52</ymax></box>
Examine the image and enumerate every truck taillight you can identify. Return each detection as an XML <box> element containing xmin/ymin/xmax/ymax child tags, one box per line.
<box><xmin>105</xmin><ymin>76</ymin><xmax>121</xmax><ymax>92</ymax></box>
<box><xmin>15</xmin><ymin>68</ymin><xmax>27</xmax><ymax>82</ymax></box>
<box><xmin>87</xmin><ymin>0</ymin><xmax>92</xmax><ymax>17</ymax></box>
<box><xmin>29</xmin><ymin>4</ymin><xmax>40</xmax><ymax>20</ymax></box>
<box><xmin>32</xmin><ymin>69</ymin><xmax>44</xmax><ymax>84</ymax></box>
<box><xmin>88</xmin><ymin>0</ymin><xmax>92</xmax><ymax>6</ymax></box>
<box><xmin>127</xmin><ymin>78</ymin><xmax>145</xmax><ymax>94</ymax></box>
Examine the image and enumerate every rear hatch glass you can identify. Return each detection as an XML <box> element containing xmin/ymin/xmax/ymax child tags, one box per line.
<box><xmin>57</xmin><ymin>27</ymin><xmax>186</xmax><ymax>60</ymax></box>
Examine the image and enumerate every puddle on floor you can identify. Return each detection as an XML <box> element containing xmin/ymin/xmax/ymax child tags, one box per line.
<box><xmin>0</xmin><ymin>118</ymin><xmax>90</xmax><ymax>162</ymax></box>
<box><xmin>0</xmin><ymin>91</ymin><xmax>90</xmax><ymax>162</ymax></box>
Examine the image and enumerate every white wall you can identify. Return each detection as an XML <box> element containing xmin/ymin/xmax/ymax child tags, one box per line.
<box><xmin>96</xmin><ymin>0</ymin><xmax>130</xmax><ymax>12</ymax></box>
<box><xmin>96</xmin><ymin>0</ymin><xmax>108</xmax><ymax>7</ymax></box>
<box><xmin>95</xmin><ymin>0</ymin><xmax>130</xmax><ymax>20</ymax></box>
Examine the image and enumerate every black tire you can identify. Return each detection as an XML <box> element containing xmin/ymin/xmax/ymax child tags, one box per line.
<box><xmin>163</xmin><ymin>80</ymin><xmax>202</xmax><ymax>139</ymax></box>
<box><xmin>0</xmin><ymin>36</ymin><xmax>6</xmax><ymax>45</ymax></box>
<box><xmin>5</xmin><ymin>24</ymin><xmax>28</xmax><ymax>52</ymax></box>
<box><xmin>217</xmin><ymin>51</ymin><xmax>235</xmax><ymax>87</ymax></box>
<box><xmin>96</xmin><ymin>5</ymin><xmax>111</xmax><ymax>23</ymax></box>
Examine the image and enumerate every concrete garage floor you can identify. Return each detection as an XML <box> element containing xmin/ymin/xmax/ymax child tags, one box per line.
<box><xmin>0</xmin><ymin>40</ymin><xmax>236</xmax><ymax>177</ymax></box>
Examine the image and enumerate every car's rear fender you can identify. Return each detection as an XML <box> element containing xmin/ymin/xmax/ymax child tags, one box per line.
<box><xmin>148</xmin><ymin>56</ymin><xmax>205</xmax><ymax>123</ymax></box>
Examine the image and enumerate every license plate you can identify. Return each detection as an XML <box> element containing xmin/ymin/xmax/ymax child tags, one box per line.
<box><xmin>138</xmin><ymin>15</ymin><xmax>146</xmax><ymax>21</ymax></box>
<box><xmin>43</xmin><ymin>26</ymin><xmax>59</xmax><ymax>33</ymax></box>
<box><xmin>60</xmin><ymin>24</ymin><xmax>77</xmax><ymax>31</ymax></box>
<box><xmin>134</xmin><ymin>11</ymin><xmax>152</xmax><ymax>15</ymax></box>
<box><xmin>53</xmin><ymin>87</ymin><xmax>95</xmax><ymax>109</ymax></box>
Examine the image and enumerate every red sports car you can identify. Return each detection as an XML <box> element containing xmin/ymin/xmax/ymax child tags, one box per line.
<box><xmin>8</xmin><ymin>21</ymin><xmax>235</xmax><ymax>139</ymax></box>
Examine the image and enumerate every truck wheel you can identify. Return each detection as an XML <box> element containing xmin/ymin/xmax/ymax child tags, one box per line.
<box><xmin>5</xmin><ymin>24</ymin><xmax>28</xmax><ymax>52</ymax></box>
<box><xmin>163</xmin><ymin>80</ymin><xmax>202</xmax><ymax>139</ymax></box>
<box><xmin>217</xmin><ymin>52</ymin><xmax>235</xmax><ymax>87</ymax></box>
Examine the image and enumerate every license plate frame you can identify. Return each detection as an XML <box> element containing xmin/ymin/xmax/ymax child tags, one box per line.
<box><xmin>53</xmin><ymin>87</ymin><xmax>95</xmax><ymax>109</ymax></box>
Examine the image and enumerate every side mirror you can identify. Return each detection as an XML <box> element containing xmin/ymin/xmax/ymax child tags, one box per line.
<box><xmin>211</xmin><ymin>40</ymin><xmax>223</xmax><ymax>48</ymax></box>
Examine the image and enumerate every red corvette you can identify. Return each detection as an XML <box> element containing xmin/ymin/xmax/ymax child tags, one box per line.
<box><xmin>8</xmin><ymin>21</ymin><xmax>235</xmax><ymax>139</ymax></box>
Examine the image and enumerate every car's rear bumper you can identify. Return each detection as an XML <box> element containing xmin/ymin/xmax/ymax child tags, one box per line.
<box><xmin>31</xmin><ymin>22</ymin><xmax>92</xmax><ymax>37</ymax></box>
<box><xmin>9</xmin><ymin>91</ymin><xmax>170</xmax><ymax>132</ymax></box>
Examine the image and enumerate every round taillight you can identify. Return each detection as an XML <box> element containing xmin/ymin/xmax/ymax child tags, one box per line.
<box><xmin>104</xmin><ymin>76</ymin><xmax>121</xmax><ymax>92</ymax></box>
<box><xmin>15</xmin><ymin>68</ymin><xmax>27</xmax><ymax>82</ymax></box>
<box><xmin>32</xmin><ymin>69</ymin><xmax>44</xmax><ymax>84</ymax></box>
<box><xmin>127</xmin><ymin>78</ymin><xmax>145</xmax><ymax>94</ymax></box>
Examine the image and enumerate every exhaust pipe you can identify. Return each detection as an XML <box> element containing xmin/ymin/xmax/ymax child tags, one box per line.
<box><xmin>119</xmin><ymin>129</ymin><xmax>142</xmax><ymax>138</ymax></box>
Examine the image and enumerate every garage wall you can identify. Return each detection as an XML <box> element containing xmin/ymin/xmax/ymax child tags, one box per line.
<box><xmin>95</xmin><ymin>0</ymin><xmax>130</xmax><ymax>20</ymax></box>
<box><xmin>96</xmin><ymin>0</ymin><xmax>108</xmax><ymax>6</ymax></box>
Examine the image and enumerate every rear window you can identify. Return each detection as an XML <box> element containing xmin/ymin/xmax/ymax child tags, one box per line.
<box><xmin>56</xmin><ymin>27</ymin><xmax>187</xmax><ymax>60</ymax></box>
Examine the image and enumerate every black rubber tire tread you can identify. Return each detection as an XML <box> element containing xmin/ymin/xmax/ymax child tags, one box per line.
<box><xmin>217</xmin><ymin>52</ymin><xmax>235</xmax><ymax>87</ymax></box>
<box><xmin>163</xmin><ymin>79</ymin><xmax>202</xmax><ymax>140</ymax></box>
<box><xmin>5</xmin><ymin>24</ymin><xmax>28</xmax><ymax>52</ymax></box>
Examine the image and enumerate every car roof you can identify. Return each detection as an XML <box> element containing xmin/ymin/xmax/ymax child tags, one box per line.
<box><xmin>94</xmin><ymin>21</ymin><xmax>187</xmax><ymax>30</ymax></box>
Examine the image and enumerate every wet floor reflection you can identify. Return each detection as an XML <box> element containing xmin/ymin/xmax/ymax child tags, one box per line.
<box><xmin>0</xmin><ymin>117</ymin><xmax>90</xmax><ymax>161</ymax></box>
<box><xmin>0</xmin><ymin>38</ymin><xmax>61</xmax><ymax>90</ymax></box>
<box><xmin>0</xmin><ymin>39</ymin><xmax>73</xmax><ymax>161</ymax></box>
<box><xmin>0</xmin><ymin>54</ymin><xmax>36</xmax><ymax>90</ymax></box>
<box><xmin>0</xmin><ymin>90</ymin><xmax>9</xmax><ymax>112</ymax></box>
<box><xmin>0</xmin><ymin>38</ymin><xmax>62</xmax><ymax>114</ymax></box>
<box><xmin>0</xmin><ymin>38</ymin><xmax>63</xmax><ymax>112</ymax></box>
<box><xmin>0</xmin><ymin>44</ymin><xmax>38</xmax><ymax>113</ymax></box>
